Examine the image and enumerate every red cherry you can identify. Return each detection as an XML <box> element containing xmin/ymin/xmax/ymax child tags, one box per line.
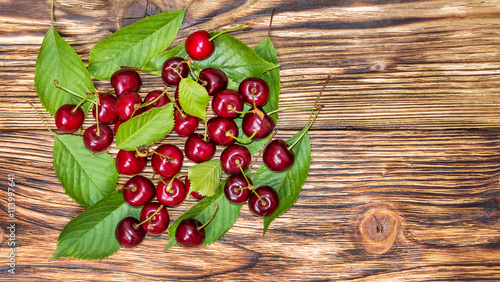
<box><xmin>185</xmin><ymin>30</ymin><xmax>215</xmax><ymax>60</ymax></box>
<box><xmin>114</xmin><ymin>92</ymin><xmax>143</xmax><ymax>121</ymax></box>
<box><xmin>238</xmin><ymin>77</ymin><xmax>270</xmax><ymax>107</ymax></box>
<box><xmin>248</xmin><ymin>186</ymin><xmax>279</xmax><ymax>217</ymax></box>
<box><xmin>175</xmin><ymin>218</ymin><xmax>205</xmax><ymax>247</ymax></box>
<box><xmin>198</xmin><ymin>68</ymin><xmax>228</xmax><ymax>96</ymax></box>
<box><xmin>156</xmin><ymin>177</ymin><xmax>186</xmax><ymax>207</ymax></box>
<box><xmin>140</xmin><ymin>202</ymin><xmax>170</xmax><ymax>235</ymax></box>
<box><xmin>55</xmin><ymin>104</ymin><xmax>85</xmax><ymax>133</ymax></box>
<box><xmin>115</xmin><ymin>217</ymin><xmax>145</xmax><ymax>248</ymax></box>
<box><xmin>92</xmin><ymin>93</ymin><xmax>118</xmax><ymax>124</ymax></box>
<box><xmin>122</xmin><ymin>175</ymin><xmax>156</xmax><ymax>206</ymax></box>
<box><xmin>184</xmin><ymin>133</ymin><xmax>216</xmax><ymax>163</ymax></box>
<box><xmin>83</xmin><ymin>123</ymin><xmax>113</xmax><ymax>152</ymax></box>
<box><xmin>151</xmin><ymin>144</ymin><xmax>183</xmax><ymax>178</ymax></box>
<box><xmin>116</xmin><ymin>149</ymin><xmax>147</xmax><ymax>175</ymax></box>
<box><xmin>220</xmin><ymin>144</ymin><xmax>251</xmax><ymax>174</ymax></box>
<box><xmin>262</xmin><ymin>139</ymin><xmax>295</xmax><ymax>172</ymax></box>
<box><xmin>224</xmin><ymin>174</ymin><xmax>251</xmax><ymax>204</ymax></box>
<box><xmin>206</xmin><ymin>117</ymin><xmax>239</xmax><ymax>146</ymax></box>
<box><xmin>242</xmin><ymin>110</ymin><xmax>275</xmax><ymax>140</ymax></box>
<box><xmin>185</xmin><ymin>178</ymin><xmax>205</xmax><ymax>200</ymax></box>
<box><xmin>111</xmin><ymin>69</ymin><xmax>142</xmax><ymax>96</ymax></box>
<box><xmin>143</xmin><ymin>90</ymin><xmax>170</xmax><ymax>111</ymax></box>
<box><xmin>174</xmin><ymin>109</ymin><xmax>199</xmax><ymax>137</ymax></box>
<box><xmin>212</xmin><ymin>90</ymin><xmax>244</xmax><ymax>118</ymax></box>
<box><xmin>162</xmin><ymin>57</ymin><xmax>189</xmax><ymax>85</ymax></box>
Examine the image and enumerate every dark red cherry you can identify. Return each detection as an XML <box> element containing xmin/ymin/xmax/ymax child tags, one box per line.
<box><xmin>162</xmin><ymin>57</ymin><xmax>189</xmax><ymax>85</ymax></box>
<box><xmin>198</xmin><ymin>68</ymin><xmax>228</xmax><ymax>96</ymax></box>
<box><xmin>185</xmin><ymin>178</ymin><xmax>205</xmax><ymax>200</ymax></box>
<box><xmin>185</xmin><ymin>30</ymin><xmax>214</xmax><ymax>60</ymax></box>
<box><xmin>122</xmin><ymin>175</ymin><xmax>156</xmax><ymax>206</ymax></box>
<box><xmin>55</xmin><ymin>104</ymin><xmax>85</xmax><ymax>133</ymax></box>
<box><xmin>206</xmin><ymin>117</ymin><xmax>239</xmax><ymax>146</ymax></box>
<box><xmin>224</xmin><ymin>174</ymin><xmax>251</xmax><ymax>204</ymax></box>
<box><xmin>115</xmin><ymin>92</ymin><xmax>143</xmax><ymax>121</ymax></box>
<box><xmin>143</xmin><ymin>90</ymin><xmax>170</xmax><ymax>111</ymax></box>
<box><xmin>83</xmin><ymin>123</ymin><xmax>113</xmax><ymax>152</ymax></box>
<box><xmin>220</xmin><ymin>144</ymin><xmax>251</xmax><ymax>174</ymax></box>
<box><xmin>156</xmin><ymin>177</ymin><xmax>186</xmax><ymax>207</ymax></box>
<box><xmin>212</xmin><ymin>90</ymin><xmax>244</xmax><ymax>118</ymax></box>
<box><xmin>151</xmin><ymin>144</ymin><xmax>183</xmax><ymax>178</ymax></box>
<box><xmin>238</xmin><ymin>77</ymin><xmax>270</xmax><ymax>107</ymax></box>
<box><xmin>242</xmin><ymin>109</ymin><xmax>275</xmax><ymax>140</ymax></box>
<box><xmin>174</xmin><ymin>109</ymin><xmax>199</xmax><ymax>137</ymax></box>
<box><xmin>115</xmin><ymin>217</ymin><xmax>145</xmax><ymax>248</ymax></box>
<box><xmin>111</xmin><ymin>69</ymin><xmax>142</xmax><ymax>96</ymax></box>
<box><xmin>248</xmin><ymin>186</ymin><xmax>279</xmax><ymax>217</ymax></box>
<box><xmin>114</xmin><ymin>119</ymin><xmax>125</xmax><ymax>135</ymax></box>
<box><xmin>263</xmin><ymin>139</ymin><xmax>295</xmax><ymax>172</ymax></box>
<box><xmin>174</xmin><ymin>86</ymin><xmax>180</xmax><ymax>106</ymax></box>
<box><xmin>92</xmin><ymin>93</ymin><xmax>118</xmax><ymax>124</ymax></box>
<box><xmin>116</xmin><ymin>149</ymin><xmax>147</xmax><ymax>175</ymax></box>
<box><xmin>140</xmin><ymin>202</ymin><xmax>170</xmax><ymax>235</ymax></box>
<box><xmin>184</xmin><ymin>133</ymin><xmax>216</xmax><ymax>163</ymax></box>
<box><xmin>175</xmin><ymin>218</ymin><xmax>205</xmax><ymax>247</ymax></box>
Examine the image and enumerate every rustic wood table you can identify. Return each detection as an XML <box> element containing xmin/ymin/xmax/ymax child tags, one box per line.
<box><xmin>2</xmin><ymin>0</ymin><xmax>500</xmax><ymax>280</ymax></box>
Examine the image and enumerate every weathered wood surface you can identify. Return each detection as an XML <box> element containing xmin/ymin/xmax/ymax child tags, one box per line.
<box><xmin>1</xmin><ymin>0</ymin><xmax>500</xmax><ymax>280</ymax></box>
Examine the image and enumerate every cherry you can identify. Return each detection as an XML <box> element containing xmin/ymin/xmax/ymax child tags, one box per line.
<box><xmin>116</xmin><ymin>149</ymin><xmax>147</xmax><ymax>175</ymax></box>
<box><xmin>248</xmin><ymin>186</ymin><xmax>279</xmax><ymax>217</ymax></box>
<box><xmin>83</xmin><ymin>123</ymin><xmax>113</xmax><ymax>152</ymax></box>
<box><xmin>115</xmin><ymin>217</ymin><xmax>145</xmax><ymax>248</ymax></box>
<box><xmin>55</xmin><ymin>104</ymin><xmax>85</xmax><ymax>133</ymax></box>
<box><xmin>174</xmin><ymin>109</ymin><xmax>199</xmax><ymax>137</ymax></box>
<box><xmin>115</xmin><ymin>92</ymin><xmax>143</xmax><ymax>121</ymax></box>
<box><xmin>162</xmin><ymin>57</ymin><xmax>189</xmax><ymax>85</ymax></box>
<box><xmin>140</xmin><ymin>202</ymin><xmax>170</xmax><ymax>235</ymax></box>
<box><xmin>185</xmin><ymin>178</ymin><xmax>205</xmax><ymax>200</ymax></box>
<box><xmin>114</xmin><ymin>119</ymin><xmax>125</xmax><ymax>135</ymax></box>
<box><xmin>174</xmin><ymin>86</ymin><xmax>180</xmax><ymax>105</ymax></box>
<box><xmin>156</xmin><ymin>177</ymin><xmax>186</xmax><ymax>207</ymax></box>
<box><xmin>212</xmin><ymin>90</ymin><xmax>244</xmax><ymax>118</ymax></box>
<box><xmin>184</xmin><ymin>133</ymin><xmax>216</xmax><ymax>163</ymax></box>
<box><xmin>111</xmin><ymin>69</ymin><xmax>142</xmax><ymax>96</ymax></box>
<box><xmin>198</xmin><ymin>67</ymin><xmax>228</xmax><ymax>96</ymax></box>
<box><xmin>143</xmin><ymin>90</ymin><xmax>170</xmax><ymax>111</ymax></box>
<box><xmin>262</xmin><ymin>139</ymin><xmax>295</xmax><ymax>172</ymax></box>
<box><xmin>206</xmin><ymin>117</ymin><xmax>239</xmax><ymax>146</ymax></box>
<box><xmin>238</xmin><ymin>77</ymin><xmax>270</xmax><ymax>107</ymax></box>
<box><xmin>242</xmin><ymin>109</ymin><xmax>275</xmax><ymax>140</ymax></box>
<box><xmin>224</xmin><ymin>174</ymin><xmax>251</xmax><ymax>204</ymax></box>
<box><xmin>92</xmin><ymin>93</ymin><xmax>118</xmax><ymax>124</ymax></box>
<box><xmin>151</xmin><ymin>144</ymin><xmax>183</xmax><ymax>178</ymax></box>
<box><xmin>122</xmin><ymin>175</ymin><xmax>156</xmax><ymax>206</ymax></box>
<box><xmin>220</xmin><ymin>144</ymin><xmax>251</xmax><ymax>174</ymax></box>
<box><xmin>185</xmin><ymin>30</ymin><xmax>215</xmax><ymax>60</ymax></box>
<box><xmin>175</xmin><ymin>218</ymin><xmax>205</xmax><ymax>247</ymax></box>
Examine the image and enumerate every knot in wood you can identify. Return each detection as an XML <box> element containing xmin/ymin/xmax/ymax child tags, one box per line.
<box><xmin>359</xmin><ymin>208</ymin><xmax>400</xmax><ymax>255</ymax></box>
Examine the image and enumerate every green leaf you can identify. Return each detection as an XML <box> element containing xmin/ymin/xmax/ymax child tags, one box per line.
<box><xmin>50</xmin><ymin>190</ymin><xmax>141</xmax><ymax>261</ymax></box>
<box><xmin>53</xmin><ymin>135</ymin><xmax>118</xmax><ymax>208</ymax></box>
<box><xmin>252</xmin><ymin>128</ymin><xmax>311</xmax><ymax>235</ymax></box>
<box><xmin>116</xmin><ymin>103</ymin><xmax>174</xmax><ymax>150</ymax></box>
<box><xmin>178</xmin><ymin>78</ymin><xmax>209</xmax><ymax>120</ymax></box>
<box><xmin>143</xmin><ymin>44</ymin><xmax>187</xmax><ymax>76</ymax></box>
<box><xmin>88</xmin><ymin>9</ymin><xmax>185</xmax><ymax>80</ymax></box>
<box><xmin>187</xmin><ymin>159</ymin><xmax>222</xmax><ymax>197</ymax></box>
<box><xmin>34</xmin><ymin>26</ymin><xmax>95</xmax><ymax>116</ymax></box>
<box><xmin>165</xmin><ymin>178</ymin><xmax>241</xmax><ymax>250</ymax></box>
<box><xmin>254</xmin><ymin>37</ymin><xmax>280</xmax><ymax>122</ymax></box>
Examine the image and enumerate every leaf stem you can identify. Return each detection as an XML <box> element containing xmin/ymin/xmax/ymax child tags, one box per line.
<box><xmin>50</xmin><ymin>0</ymin><xmax>54</xmax><ymax>26</ymax></box>
<box><xmin>26</xmin><ymin>100</ymin><xmax>55</xmax><ymax>136</ymax></box>
<box><xmin>267</xmin><ymin>10</ymin><xmax>275</xmax><ymax>38</ymax></box>
<box><xmin>198</xmin><ymin>203</ymin><xmax>219</xmax><ymax>230</ymax></box>
<box><xmin>184</xmin><ymin>0</ymin><xmax>197</xmax><ymax>11</ymax></box>
<box><xmin>226</xmin><ymin>130</ymin><xmax>257</xmax><ymax>143</ymax></box>
<box><xmin>209</xmin><ymin>24</ymin><xmax>252</xmax><ymax>42</ymax></box>
<box><xmin>307</xmin><ymin>73</ymin><xmax>330</xmax><ymax>124</ymax></box>
<box><xmin>136</xmin><ymin>204</ymin><xmax>164</xmax><ymax>227</ymax></box>
<box><xmin>288</xmin><ymin>110</ymin><xmax>320</xmax><ymax>151</ymax></box>
<box><xmin>267</xmin><ymin>106</ymin><xmax>318</xmax><ymax>116</ymax></box>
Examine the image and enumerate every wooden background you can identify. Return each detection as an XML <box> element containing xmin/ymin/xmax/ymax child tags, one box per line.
<box><xmin>2</xmin><ymin>0</ymin><xmax>500</xmax><ymax>280</ymax></box>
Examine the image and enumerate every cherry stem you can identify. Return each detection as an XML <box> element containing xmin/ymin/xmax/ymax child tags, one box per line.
<box><xmin>203</xmin><ymin>119</ymin><xmax>208</xmax><ymax>142</ymax></box>
<box><xmin>209</xmin><ymin>24</ymin><xmax>252</xmax><ymax>42</ymax></box>
<box><xmin>72</xmin><ymin>94</ymin><xmax>92</xmax><ymax>112</ymax></box>
<box><xmin>267</xmin><ymin>10</ymin><xmax>275</xmax><ymax>38</ymax></box>
<box><xmin>164</xmin><ymin>87</ymin><xmax>186</xmax><ymax>118</ymax></box>
<box><xmin>308</xmin><ymin>73</ymin><xmax>330</xmax><ymax>124</ymax></box>
<box><xmin>251</xmin><ymin>89</ymin><xmax>257</xmax><ymax>109</ymax></box>
<box><xmin>226</xmin><ymin>130</ymin><xmax>257</xmax><ymax>143</ymax></box>
<box><xmin>249</xmin><ymin>129</ymin><xmax>278</xmax><ymax>169</ymax></box>
<box><xmin>50</xmin><ymin>0</ymin><xmax>54</xmax><ymax>25</ymax></box>
<box><xmin>153</xmin><ymin>151</ymin><xmax>175</xmax><ymax>162</ymax></box>
<box><xmin>159</xmin><ymin>178</ymin><xmax>174</xmax><ymax>193</ymax></box>
<box><xmin>251</xmin><ymin>188</ymin><xmax>266</xmax><ymax>206</ymax></box>
<box><xmin>288</xmin><ymin>110</ymin><xmax>320</xmax><ymax>151</ymax></box>
<box><xmin>54</xmin><ymin>80</ymin><xmax>96</xmax><ymax>104</ymax></box>
<box><xmin>198</xmin><ymin>204</ymin><xmax>219</xmax><ymax>230</ymax></box>
<box><xmin>122</xmin><ymin>186</ymin><xmax>137</xmax><ymax>192</ymax></box>
<box><xmin>120</xmin><ymin>66</ymin><xmax>143</xmax><ymax>71</ymax></box>
<box><xmin>227</xmin><ymin>105</ymin><xmax>253</xmax><ymax>114</ymax></box>
<box><xmin>235</xmin><ymin>186</ymin><xmax>251</xmax><ymax>191</ymax></box>
<box><xmin>26</xmin><ymin>100</ymin><xmax>55</xmax><ymax>136</ymax></box>
<box><xmin>267</xmin><ymin>106</ymin><xmax>318</xmax><ymax>116</ymax></box>
<box><xmin>95</xmin><ymin>94</ymin><xmax>100</xmax><ymax>136</ymax></box>
<box><xmin>236</xmin><ymin>160</ymin><xmax>252</xmax><ymax>187</ymax></box>
<box><xmin>141</xmin><ymin>89</ymin><xmax>167</xmax><ymax>108</ymax></box>
<box><xmin>136</xmin><ymin>204</ymin><xmax>165</xmax><ymax>227</ymax></box>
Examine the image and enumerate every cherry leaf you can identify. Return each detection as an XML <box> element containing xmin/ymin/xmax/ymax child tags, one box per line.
<box><xmin>187</xmin><ymin>159</ymin><xmax>222</xmax><ymax>197</ymax></box>
<box><xmin>34</xmin><ymin>26</ymin><xmax>95</xmax><ymax>116</ymax></box>
<box><xmin>53</xmin><ymin>134</ymin><xmax>118</xmax><ymax>208</ymax></box>
<box><xmin>116</xmin><ymin>103</ymin><xmax>174</xmax><ymax>150</ymax></box>
<box><xmin>254</xmin><ymin>37</ymin><xmax>280</xmax><ymax>122</ymax></box>
<box><xmin>252</xmin><ymin>128</ymin><xmax>311</xmax><ymax>235</ymax></box>
<box><xmin>178</xmin><ymin>78</ymin><xmax>209</xmax><ymax>120</ymax></box>
<box><xmin>50</xmin><ymin>190</ymin><xmax>141</xmax><ymax>261</ymax></box>
<box><xmin>142</xmin><ymin>44</ymin><xmax>187</xmax><ymax>76</ymax></box>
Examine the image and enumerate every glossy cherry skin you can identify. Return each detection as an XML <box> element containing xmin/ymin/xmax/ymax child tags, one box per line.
<box><xmin>263</xmin><ymin>139</ymin><xmax>295</xmax><ymax>172</ymax></box>
<box><xmin>115</xmin><ymin>92</ymin><xmax>143</xmax><ymax>121</ymax></box>
<box><xmin>238</xmin><ymin>77</ymin><xmax>270</xmax><ymax>107</ymax></box>
<box><xmin>184</xmin><ymin>133</ymin><xmax>216</xmax><ymax>163</ymax></box>
<box><xmin>55</xmin><ymin>104</ymin><xmax>85</xmax><ymax>133</ymax></box>
<box><xmin>116</xmin><ymin>149</ymin><xmax>147</xmax><ymax>175</ymax></box>
<box><xmin>115</xmin><ymin>217</ymin><xmax>146</xmax><ymax>248</ymax></box>
<box><xmin>114</xmin><ymin>120</ymin><xmax>125</xmax><ymax>135</ymax></box>
<box><xmin>206</xmin><ymin>117</ymin><xmax>239</xmax><ymax>146</ymax></box>
<box><xmin>212</xmin><ymin>90</ymin><xmax>244</xmax><ymax>118</ymax></box>
<box><xmin>199</xmin><ymin>67</ymin><xmax>228</xmax><ymax>96</ymax></box>
<box><xmin>242</xmin><ymin>110</ymin><xmax>275</xmax><ymax>140</ymax></box>
<box><xmin>140</xmin><ymin>202</ymin><xmax>170</xmax><ymax>235</ymax></box>
<box><xmin>185</xmin><ymin>178</ymin><xmax>205</xmax><ymax>200</ymax></box>
<box><xmin>248</xmin><ymin>186</ymin><xmax>279</xmax><ymax>217</ymax></box>
<box><xmin>92</xmin><ymin>93</ymin><xmax>118</xmax><ymax>124</ymax></box>
<box><xmin>143</xmin><ymin>90</ymin><xmax>170</xmax><ymax>111</ymax></box>
<box><xmin>156</xmin><ymin>177</ymin><xmax>186</xmax><ymax>207</ymax></box>
<box><xmin>174</xmin><ymin>109</ymin><xmax>199</xmax><ymax>137</ymax></box>
<box><xmin>111</xmin><ymin>69</ymin><xmax>142</xmax><ymax>96</ymax></box>
<box><xmin>220</xmin><ymin>144</ymin><xmax>251</xmax><ymax>174</ymax></box>
<box><xmin>175</xmin><ymin>218</ymin><xmax>205</xmax><ymax>247</ymax></box>
<box><xmin>224</xmin><ymin>174</ymin><xmax>251</xmax><ymax>204</ymax></box>
<box><xmin>122</xmin><ymin>175</ymin><xmax>156</xmax><ymax>206</ymax></box>
<box><xmin>162</xmin><ymin>57</ymin><xmax>189</xmax><ymax>85</ymax></box>
<box><xmin>83</xmin><ymin>123</ymin><xmax>113</xmax><ymax>152</ymax></box>
<box><xmin>185</xmin><ymin>30</ymin><xmax>214</xmax><ymax>60</ymax></box>
<box><xmin>151</xmin><ymin>144</ymin><xmax>183</xmax><ymax>178</ymax></box>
